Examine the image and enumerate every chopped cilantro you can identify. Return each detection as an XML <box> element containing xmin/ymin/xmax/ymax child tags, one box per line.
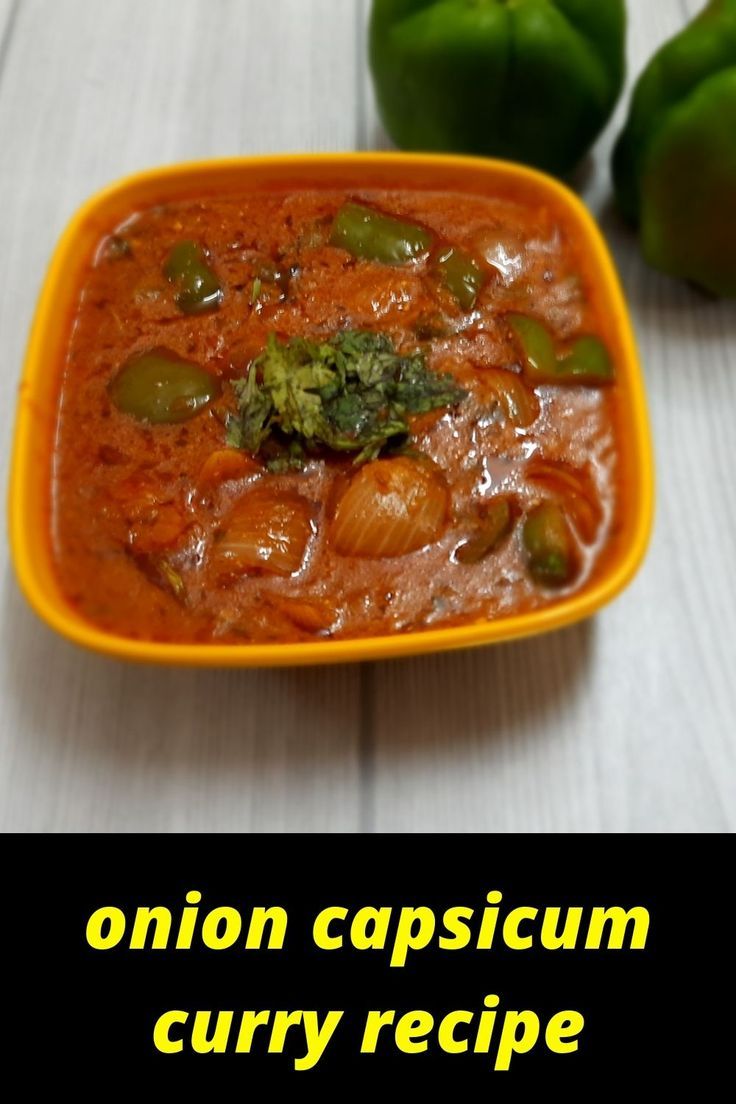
<box><xmin>226</xmin><ymin>330</ymin><xmax>467</xmax><ymax>465</ymax></box>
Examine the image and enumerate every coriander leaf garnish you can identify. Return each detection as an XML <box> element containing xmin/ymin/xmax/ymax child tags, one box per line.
<box><xmin>226</xmin><ymin>330</ymin><xmax>467</xmax><ymax>465</ymax></box>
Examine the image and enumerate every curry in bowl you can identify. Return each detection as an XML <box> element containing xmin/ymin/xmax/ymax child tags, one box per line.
<box><xmin>49</xmin><ymin>179</ymin><xmax>631</xmax><ymax>646</ymax></box>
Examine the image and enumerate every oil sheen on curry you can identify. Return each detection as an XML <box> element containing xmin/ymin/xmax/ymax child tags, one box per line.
<box><xmin>53</xmin><ymin>188</ymin><xmax>624</xmax><ymax>644</ymax></box>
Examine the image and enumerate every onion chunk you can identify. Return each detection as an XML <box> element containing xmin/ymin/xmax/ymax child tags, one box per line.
<box><xmin>214</xmin><ymin>486</ymin><xmax>315</xmax><ymax>577</ymax></box>
<box><xmin>332</xmin><ymin>457</ymin><xmax>449</xmax><ymax>558</ymax></box>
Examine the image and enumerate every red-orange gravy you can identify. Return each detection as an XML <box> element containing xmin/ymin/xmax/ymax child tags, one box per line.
<box><xmin>52</xmin><ymin>189</ymin><xmax>625</xmax><ymax>643</ymax></box>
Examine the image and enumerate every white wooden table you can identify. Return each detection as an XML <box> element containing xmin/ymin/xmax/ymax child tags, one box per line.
<box><xmin>1</xmin><ymin>0</ymin><xmax>734</xmax><ymax>833</ymax></box>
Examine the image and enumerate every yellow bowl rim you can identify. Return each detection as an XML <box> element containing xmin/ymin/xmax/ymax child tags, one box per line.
<box><xmin>7</xmin><ymin>151</ymin><xmax>655</xmax><ymax>667</ymax></box>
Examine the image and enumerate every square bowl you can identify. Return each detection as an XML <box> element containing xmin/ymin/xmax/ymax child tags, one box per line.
<box><xmin>8</xmin><ymin>153</ymin><xmax>654</xmax><ymax>666</ymax></box>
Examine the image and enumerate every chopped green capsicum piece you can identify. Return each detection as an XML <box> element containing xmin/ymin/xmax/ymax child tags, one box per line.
<box><xmin>509</xmin><ymin>315</ymin><xmax>615</xmax><ymax>385</ymax></box>
<box><xmin>508</xmin><ymin>315</ymin><xmax>557</xmax><ymax>379</ymax></box>
<box><xmin>523</xmin><ymin>502</ymin><xmax>578</xmax><ymax>587</ymax></box>
<box><xmin>435</xmin><ymin>246</ymin><xmax>486</xmax><ymax>310</ymax></box>
<box><xmin>109</xmin><ymin>348</ymin><xmax>221</xmax><ymax>424</ymax></box>
<box><xmin>560</xmin><ymin>336</ymin><xmax>615</xmax><ymax>383</ymax></box>
<box><xmin>330</xmin><ymin>202</ymin><xmax>433</xmax><ymax>265</ymax></box>
<box><xmin>163</xmin><ymin>240</ymin><xmax>223</xmax><ymax>314</ymax></box>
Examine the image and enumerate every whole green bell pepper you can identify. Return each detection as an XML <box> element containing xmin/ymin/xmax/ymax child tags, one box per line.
<box><xmin>613</xmin><ymin>0</ymin><xmax>736</xmax><ymax>297</ymax></box>
<box><xmin>368</xmin><ymin>0</ymin><xmax>627</xmax><ymax>177</ymax></box>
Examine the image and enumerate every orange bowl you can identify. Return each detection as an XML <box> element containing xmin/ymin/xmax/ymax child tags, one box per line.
<box><xmin>8</xmin><ymin>153</ymin><xmax>654</xmax><ymax>666</ymax></box>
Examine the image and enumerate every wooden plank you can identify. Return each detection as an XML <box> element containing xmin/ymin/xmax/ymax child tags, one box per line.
<box><xmin>365</xmin><ymin>0</ymin><xmax>736</xmax><ymax>831</ymax></box>
<box><xmin>0</xmin><ymin>0</ymin><xmax>364</xmax><ymax>832</ymax></box>
<box><xmin>0</xmin><ymin>0</ymin><xmax>17</xmax><ymax>36</ymax></box>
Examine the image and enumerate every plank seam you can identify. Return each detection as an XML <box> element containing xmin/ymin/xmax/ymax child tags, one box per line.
<box><xmin>358</xmin><ymin>663</ymin><xmax>376</xmax><ymax>833</ymax></box>
<box><xmin>0</xmin><ymin>0</ymin><xmax>21</xmax><ymax>93</ymax></box>
<box><xmin>355</xmin><ymin>0</ymin><xmax>369</xmax><ymax>151</ymax></box>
